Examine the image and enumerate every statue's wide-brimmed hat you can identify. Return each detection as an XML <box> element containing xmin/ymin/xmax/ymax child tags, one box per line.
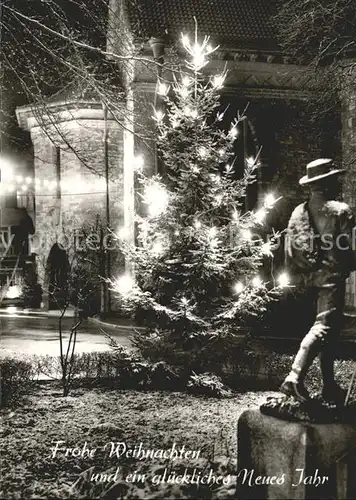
<box><xmin>299</xmin><ymin>158</ymin><xmax>345</xmax><ymax>185</ymax></box>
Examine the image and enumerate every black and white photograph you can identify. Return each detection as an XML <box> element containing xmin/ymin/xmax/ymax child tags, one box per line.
<box><xmin>1</xmin><ymin>1</ymin><xmax>356</xmax><ymax>498</ymax></box>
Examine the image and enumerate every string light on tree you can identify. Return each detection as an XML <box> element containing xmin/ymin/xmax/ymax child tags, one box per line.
<box><xmin>254</xmin><ymin>208</ymin><xmax>267</xmax><ymax>224</ymax></box>
<box><xmin>133</xmin><ymin>155</ymin><xmax>145</xmax><ymax>172</ymax></box>
<box><xmin>252</xmin><ymin>276</ymin><xmax>263</xmax><ymax>288</ymax></box>
<box><xmin>261</xmin><ymin>241</ymin><xmax>273</xmax><ymax>256</ymax></box>
<box><xmin>278</xmin><ymin>272</ymin><xmax>290</xmax><ymax>288</ymax></box>
<box><xmin>116</xmin><ymin>274</ymin><xmax>134</xmax><ymax>296</ymax></box>
<box><xmin>157</xmin><ymin>82</ymin><xmax>170</xmax><ymax>96</ymax></box>
<box><xmin>264</xmin><ymin>193</ymin><xmax>276</xmax><ymax>208</ymax></box>
<box><xmin>144</xmin><ymin>182</ymin><xmax>169</xmax><ymax>218</ymax></box>
<box><xmin>212</xmin><ymin>74</ymin><xmax>226</xmax><ymax>89</ymax></box>
<box><xmin>233</xmin><ymin>281</ymin><xmax>244</xmax><ymax>294</ymax></box>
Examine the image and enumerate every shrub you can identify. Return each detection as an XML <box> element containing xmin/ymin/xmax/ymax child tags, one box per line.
<box><xmin>0</xmin><ymin>356</ymin><xmax>35</xmax><ymax>407</ymax></box>
<box><xmin>187</xmin><ymin>373</ymin><xmax>233</xmax><ymax>398</ymax></box>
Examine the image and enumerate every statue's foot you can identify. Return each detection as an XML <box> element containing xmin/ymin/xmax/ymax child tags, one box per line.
<box><xmin>321</xmin><ymin>384</ymin><xmax>346</xmax><ymax>405</ymax></box>
<box><xmin>279</xmin><ymin>380</ymin><xmax>311</xmax><ymax>403</ymax></box>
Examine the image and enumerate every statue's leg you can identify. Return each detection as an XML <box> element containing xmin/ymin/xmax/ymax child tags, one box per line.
<box><xmin>319</xmin><ymin>282</ymin><xmax>346</xmax><ymax>401</ymax></box>
<box><xmin>282</xmin><ymin>283</ymin><xmax>344</xmax><ymax>399</ymax></box>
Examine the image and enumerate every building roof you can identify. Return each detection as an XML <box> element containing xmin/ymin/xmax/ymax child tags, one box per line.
<box><xmin>127</xmin><ymin>0</ymin><xmax>280</xmax><ymax>51</ymax></box>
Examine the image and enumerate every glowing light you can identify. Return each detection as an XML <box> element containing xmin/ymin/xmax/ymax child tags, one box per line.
<box><xmin>218</xmin><ymin>148</ymin><xmax>225</xmax><ymax>157</ymax></box>
<box><xmin>180</xmin><ymin>86</ymin><xmax>189</xmax><ymax>99</ymax></box>
<box><xmin>181</xmin><ymin>34</ymin><xmax>190</xmax><ymax>49</ymax></box>
<box><xmin>211</xmin><ymin>174</ymin><xmax>221</xmax><ymax>184</ymax></box>
<box><xmin>157</xmin><ymin>82</ymin><xmax>169</xmax><ymax>96</ymax></box>
<box><xmin>144</xmin><ymin>182</ymin><xmax>169</xmax><ymax>218</ymax></box>
<box><xmin>215</xmin><ymin>194</ymin><xmax>223</xmax><ymax>205</ymax></box>
<box><xmin>246</xmin><ymin>156</ymin><xmax>255</xmax><ymax>168</ymax></box>
<box><xmin>16</xmin><ymin>175</ymin><xmax>23</xmax><ymax>183</ymax></box>
<box><xmin>198</xmin><ymin>146</ymin><xmax>208</xmax><ymax>158</ymax></box>
<box><xmin>212</xmin><ymin>74</ymin><xmax>225</xmax><ymax>89</ymax></box>
<box><xmin>153</xmin><ymin>109</ymin><xmax>165</xmax><ymax>122</ymax></box>
<box><xmin>0</xmin><ymin>158</ymin><xmax>14</xmax><ymax>179</ymax></box>
<box><xmin>232</xmin><ymin>210</ymin><xmax>239</xmax><ymax>222</ymax></box>
<box><xmin>21</xmin><ymin>184</ymin><xmax>28</xmax><ymax>192</ymax></box>
<box><xmin>182</xmin><ymin>76</ymin><xmax>190</xmax><ymax>87</ymax></box>
<box><xmin>233</xmin><ymin>281</ymin><xmax>244</xmax><ymax>294</ymax></box>
<box><xmin>152</xmin><ymin>241</ymin><xmax>165</xmax><ymax>256</ymax></box>
<box><xmin>229</xmin><ymin>126</ymin><xmax>239</xmax><ymax>139</ymax></box>
<box><xmin>116</xmin><ymin>274</ymin><xmax>134</xmax><ymax>295</ymax></box>
<box><xmin>194</xmin><ymin>220</ymin><xmax>201</xmax><ymax>230</ymax></box>
<box><xmin>5</xmin><ymin>285</ymin><xmax>21</xmax><ymax>299</ymax></box>
<box><xmin>118</xmin><ymin>226</ymin><xmax>129</xmax><ymax>239</ymax></box>
<box><xmin>5</xmin><ymin>306</ymin><xmax>18</xmax><ymax>315</ymax></box>
<box><xmin>242</xmin><ymin>229</ymin><xmax>252</xmax><ymax>241</ymax></box>
<box><xmin>181</xmin><ymin>297</ymin><xmax>189</xmax><ymax>306</ymax></box>
<box><xmin>25</xmin><ymin>177</ymin><xmax>32</xmax><ymax>184</ymax></box>
<box><xmin>264</xmin><ymin>193</ymin><xmax>276</xmax><ymax>208</ymax></box>
<box><xmin>190</xmin><ymin>108</ymin><xmax>198</xmax><ymax>119</ymax></box>
<box><xmin>191</xmin><ymin>165</ymin><xmax>200</xmax><ymax>173</ymax></box>
<box><xmin>134</xmin><ymin>155</ymin><xmax>144</xmax><ymax>172</ymax></box>
<box><xmin>208</xmin><ymin>226</ymin><xmax>217</xmax><ymax>238</ymax></box>
<box><xmin>278</xmin><ymin>272</ymin><xmax>290</xmax><ymax>288</ymax></box>
<box><xmin>255</xmin><ymin>208</ymin><xmax>267</xmax><ymax>224</ymax></box>
<box><xmin>261</xmin><ymin>241</ymin><xmax>273</xmax><ymax>256</ymax></box>
<box><xmin>174</xmin><ymin>229</ymin><xmax>180</xmax><ymax>236</ymax></box>
<box><xmin>252</xmin><ymin>276</ymin><xmax>263</xmax><ymax>288</ymax></box>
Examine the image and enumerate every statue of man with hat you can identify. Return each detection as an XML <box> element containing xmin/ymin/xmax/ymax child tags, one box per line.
<box><xmin>280</xmin><ymin>158</ymin><xmax>356</xmax><ymax>404</ymax></box>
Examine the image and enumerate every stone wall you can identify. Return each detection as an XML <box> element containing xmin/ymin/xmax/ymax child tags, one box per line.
<box><xmin>27</xmin><ymin>108</ymin><xmax>125</xmax><ymax>309</ymax></box>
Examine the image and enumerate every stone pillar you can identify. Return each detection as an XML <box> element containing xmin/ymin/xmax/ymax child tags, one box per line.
<box><xmin>237</xmin><ymin>409</ymin><xmax>356</xmax><ymax>500</ymax></box>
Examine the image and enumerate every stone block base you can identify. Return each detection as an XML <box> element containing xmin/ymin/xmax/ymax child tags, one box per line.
<box><xmin>237</xmin><ymin>409</ymin><xmax>356</xmax><ymax>499</ymax></box>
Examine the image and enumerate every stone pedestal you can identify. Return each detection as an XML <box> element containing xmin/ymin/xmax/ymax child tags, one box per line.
<box><xmin>237</xmin><ymin>409</ymin><xmax>356</xmax><ymax>499</ymax></box>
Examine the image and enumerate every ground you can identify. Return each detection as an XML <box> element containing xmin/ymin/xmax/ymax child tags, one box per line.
<box><xmin>0</xmin><ymin>384</ymin><xmax>277</xmax><ymax>499</ymax></box>
<box><xmin>0</xmin><ymin>313</ymin><xmax>132</xmax><ymax>355</ymax></box>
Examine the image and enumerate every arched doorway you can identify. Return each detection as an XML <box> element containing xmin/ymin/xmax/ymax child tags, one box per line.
<box><xmin>45</xmin><ymin>243</ymin><xmax>69</xmax><ymax>309</ymax></box>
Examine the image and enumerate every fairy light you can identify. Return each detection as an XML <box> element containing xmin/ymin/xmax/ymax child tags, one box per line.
<box><xmin>212</xmin><ymin>74</ymin><xmax>226</xmax><ymax>89</ymax></box>
<box><xmin>174</xmin><ymin>229</ymin><xmax>180</xmax><ymax>236</ymax></box>
<box><xmin>252</xmin><ymin>276</ymin><xmax>263</xmax><ymax>288</ymax></box>
<box><xmin>278</xmin><ymin>272</ymin><xmax>290</xmax><ymax>288</ymax></box>
<box><xmin>157</xmin><ymin>82</ymin><xmax>169</xmax><ymax>96</ymax></box>
<box><xmin>229</xmin><ymin>126</ymin><xmax>239</xmax><ymax>139</ymax></box>
<box><xmin>233</xmin><ymin>282</ymin><xmax>244</xmax><ymax>294</ymax></box>
<box><xmin>242</xmin><ymin>229</ymin><xmax>252</xmax><ymax>241</ymax></box>
<box><xmin>194</xmin><ymin>220</ymin><xmax>201</xmax><ymax>230</ymax></box>
<box><xmin>133</xmin><ymin>155</ymin><xmax>144</xmax><ymax>172</ymax></box>
<box><xmin>218</xmin><ymin>148</ymin><xmax>225</xmax><ymax>157</ymax></box>
<box><xmin>153</xmin><ymin>109</ymin><xmax>165</xmax><ymax>122</ymax></box>
<box><xmin>208</xmin><ymin>226</ymin><xmax>217</xmax><ymax>238</ymax></box>
<box><xmin>144</xmin><ymin>182</ymin><xmax>169</xmax><ymax>218</ymax></box>
<box><xmin>152</xmin><ymin>241</ymin><xmax>164</xmax><ymax>256</ymax></box>
<box><xmin>182</xmin><ymin>76</ymin><xmax>190</xmax><ymax>87</ymax></box>
<box><xmin>190</xmin><ymin>108</ymin><xmax>198</xmax><ymax>119</ymax></box>
<box><xmin>180</xmin><ymin>87</ymin><xmax>189</xmax><ymax>99</ymax></box>
<box><xmin>191</xmin><ymin>165</ymin><xmax>200</xmax><ymax>173</ymax></box>
<box><xmin>255</xmin><ymin>208</ymin><xmax>267</xmax><ymax>224</ymax></box>
<box><xmin>181</xmin><ymin>34</ymin><xmax>191</xmax><ymax>49</ymax></box>
<box><xmin>264</xmin><ymin>193</ymin><xmax>276</xmax><ymax>208</ymax></box>
<box><xmin>116</xmin><ymin>274</ymin><xmax>134</xmax><ymax>296</ymax></box>
<box><xmin>198</xmin><ymin>146</ymin><xmax>208</xmax><ymax>158</ymax></box>
<box><xmin>181</xmin><ymin>296</ymin><xmax>189</xmax><ymax>306</ymax></box>
<box><xmin>261</xmin><ymin>241</ymin><xmax>273</xmax><ymax>256</ymax></box>
<box><xmin>246</xmin><ymin>156</ymin><xmax>255</xmax><ymax>168</ymax></box>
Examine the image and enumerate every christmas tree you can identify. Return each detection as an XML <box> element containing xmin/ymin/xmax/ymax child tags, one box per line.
<box><xmin>112</xmin><ymin>33</ymin><xmax>289</xmax><ymax>368</ymax></box>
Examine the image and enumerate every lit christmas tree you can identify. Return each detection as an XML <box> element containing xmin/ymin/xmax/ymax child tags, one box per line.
<box><xmin>113</xmin><ymin>33</ymin><xmax>289</xmax><ymax>367</ymax></box>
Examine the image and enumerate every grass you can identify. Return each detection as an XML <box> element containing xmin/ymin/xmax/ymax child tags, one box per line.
<box><xmin>0</xmin><ymin>383</ymin><xmax>277</xmax><ymax>499</ymax></box>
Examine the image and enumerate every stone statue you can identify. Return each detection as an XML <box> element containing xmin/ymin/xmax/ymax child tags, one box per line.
<box><xmin>261</xmin><ymin>159</ymin><xmax>356</xmax><ymax>422</ymax></box>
